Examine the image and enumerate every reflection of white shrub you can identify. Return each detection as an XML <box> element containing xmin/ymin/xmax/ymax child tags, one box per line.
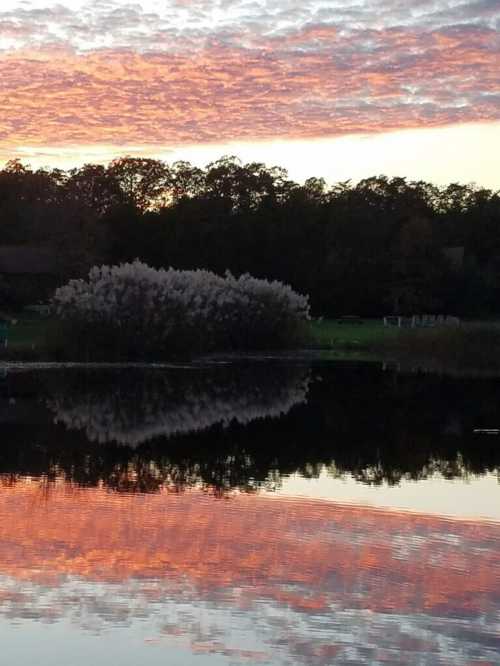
<box><xmin>53</xmin><ymin>261</ymin><xmax>310</xmax><ymax>357</ymax></box>
<box><xmin>48</xmin><ymin>368</ymin><xmax>310</xmax><ymax>446</ymax></box>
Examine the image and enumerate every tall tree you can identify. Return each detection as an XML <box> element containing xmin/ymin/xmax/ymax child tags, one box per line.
<box><xmin>107</xmin><ymin>157</ymin><xmax>171</xmax><ymax>211</ymax></box>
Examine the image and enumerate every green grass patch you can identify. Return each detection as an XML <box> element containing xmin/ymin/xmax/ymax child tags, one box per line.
<box><xmin>308</xmin><ymin>318</ymin><xmax>500</xmax><ymax>373</ymax></box>
<box><xmin>0</xmin><ymin>311</ymin><xmax>64</xmax><ymax>359</ymax></box>
<box><xmin>307</xmin><ymin>318</ymin><xmax>399</xmax><ymax>350</ymax></box>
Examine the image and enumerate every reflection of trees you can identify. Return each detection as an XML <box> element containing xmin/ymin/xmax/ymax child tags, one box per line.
<box><xmin>47</xmin><ymin>366</ymin><xmax>311</xmax><ymax>446</ymax></box>
<box><xmin>1</xmin><ymin>363</ymin><xmax>500</xmax><ymax>493</ymax></box>
<box><xmin>325</xmin><ymin>454</ymin><xmax>484</xmax><ymax>487</ymax></box>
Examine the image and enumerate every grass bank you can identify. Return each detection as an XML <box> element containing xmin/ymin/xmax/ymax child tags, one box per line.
<box><xmin>307</xmin><ymin>318</ymin><xmax>400</xmax><ymax>351</ymax></box>
<box><xmin>0</xmin><ymin>312</ymin><xmax>64</xmax><ymax>361</ymax></box>
<box><xmin>308</xmin><ymin>318</ymin><xmax>500</xmax><ymax>373</ymax></box>
<box><xmin>2</xmin><ymin>313</ymin><xmax>388</xmax><ymax>360</ymax></box>
<box><xmin>3</xmin><ymin>313</ymin><xmax>500</xmax><ymax>373</ymax></box>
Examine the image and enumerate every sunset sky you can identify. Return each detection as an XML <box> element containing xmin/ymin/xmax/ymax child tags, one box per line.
<box><xmin>0</xmin><ymin>0</ymin><xmax>499</xmax><ymax>186</ymax></box>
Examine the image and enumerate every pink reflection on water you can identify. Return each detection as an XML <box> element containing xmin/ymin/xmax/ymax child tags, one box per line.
<box><xmin>0</xmin><ymin>476</ymin><xmax>498</xmax><ymax>663</ymax></box>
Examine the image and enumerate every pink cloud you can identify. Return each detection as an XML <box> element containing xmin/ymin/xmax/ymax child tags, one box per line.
<box><xmin>0</xmin><ymin>23</ymin><xmax>497</xmax><ymax>152</ymax></box>
<box><xmin>0</xmin><ymin>0</ymin><xmax>497</xmax><ymax>156</ymax></box>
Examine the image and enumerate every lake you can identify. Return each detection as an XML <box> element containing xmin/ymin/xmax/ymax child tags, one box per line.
<box><xmin>0</xmin><ymin>359</ymin><xmax>499</xmax><ymax>665</ymax></box>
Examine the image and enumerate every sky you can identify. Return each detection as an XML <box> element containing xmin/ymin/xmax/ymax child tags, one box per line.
<box><xmin>0</xmin><ymin>0</ymin><xmax>499</xmax><ymax>186</ymax></box>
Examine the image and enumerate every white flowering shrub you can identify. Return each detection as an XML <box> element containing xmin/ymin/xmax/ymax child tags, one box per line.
<box><xmin>52</xmin><ymin>261</ymin><xmax>310</xmax><ymax>358</ymax></box>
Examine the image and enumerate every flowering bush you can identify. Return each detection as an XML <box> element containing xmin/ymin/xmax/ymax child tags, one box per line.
<box><xmin>52</xmin><ymin>261</ymin><xmax>310</xmax><ymax>358</ymax></box>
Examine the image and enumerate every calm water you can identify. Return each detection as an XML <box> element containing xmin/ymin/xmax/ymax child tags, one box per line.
<box><xmin>0</xmin><ymin>360</ymin><xmax>499</xmax><ymax>665</ymax></box>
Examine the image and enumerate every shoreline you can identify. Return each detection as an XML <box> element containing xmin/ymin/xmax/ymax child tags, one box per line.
<box><xmin>3</xmin><ymin>349</ymin><xmax>500</xmax><ymax>378</ymax></box>
<box><xmin>3</xmin><ymin>316</ymin><xmax>500</xmax><ymax>377</ymax></box>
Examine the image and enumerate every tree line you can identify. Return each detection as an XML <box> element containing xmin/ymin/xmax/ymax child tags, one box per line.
<box><xmin>1</xmin><ymin>155</ymin><xmax>499</xmax><ymax>315</ymax></box>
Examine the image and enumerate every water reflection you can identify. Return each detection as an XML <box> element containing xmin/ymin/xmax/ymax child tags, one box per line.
<box><xmin>1</xmin><ymin>362</ymin><xmax>500</xmax><ymax>664</ymax></box>
<box><xmin>1</xmin><ymin>363</ymin><xmax>500</xmax><ymax>495</ymax></box>
<box><xmin>47</xmin><ymin>365</ymin><xmax>311</xmax><ymax>446</ymax></box>
<box><xmin>0</xmin><ymin>477</ymin><xmax>498</xmax><ymax>665</ymax></box>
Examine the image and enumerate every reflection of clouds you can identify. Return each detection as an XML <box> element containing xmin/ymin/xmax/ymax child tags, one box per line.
<box><xmin>48</xmin><ymin>367</ymin><xmax>310</xmax><ymax>446</ymax></box>
<box><xmin>0</xmin><ymin>479</ymin><xmax>498</xmax><ymax>663</ymax></box>
<box><xmin>0</xmin><ymin>482</ymin><xmax>498</xmax><ymax>617</ymax></box>
<box><xmin>0</xmin><ymin>575</ymin><xmax>499</xmax><ymax>666</ymax></box>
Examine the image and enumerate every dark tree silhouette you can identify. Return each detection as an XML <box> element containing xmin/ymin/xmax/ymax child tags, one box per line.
<box><xmin>0</xmin><ymin>156</ymin><xmax>499</xmax><ymax>315</ymax></box>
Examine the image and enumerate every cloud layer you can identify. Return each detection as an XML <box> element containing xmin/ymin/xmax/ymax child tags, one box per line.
<box><xmin>0</xmin><ymin>0</ymin><xmax>498</xmax><ymax>153</ymax></box>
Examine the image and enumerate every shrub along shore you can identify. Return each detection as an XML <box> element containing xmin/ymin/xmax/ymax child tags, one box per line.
<box><xmin>2</xmin><ymin>306</ymin><xmax>500</xmax><ymax>374</ymax></box>
<box><xmin>52</xmin><ymin>261</ymin><xmax>311</xmax><ymax>360</ymax></box>
<box><xmin>1</xmin><ymin>261</ymin><xmax>311</xmax><ymax>361</ymax></box>
<box><xmin>1</xmin><ymin>259</ymin><xmax>499</xmax><ymax>368</ymax></box>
